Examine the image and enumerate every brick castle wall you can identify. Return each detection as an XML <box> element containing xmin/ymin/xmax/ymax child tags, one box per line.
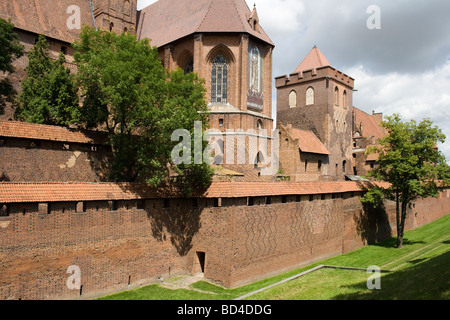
<box><xmin>1</xmin><ymin>189</ymin><xmax>449</xmax><ymax>299</ymax></box>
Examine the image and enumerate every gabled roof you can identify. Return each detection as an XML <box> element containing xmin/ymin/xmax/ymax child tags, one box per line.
<box><xmin>294</xmin><ymin>46</ymin><xmax>331</xmax><ymax>73</ymax></box>
<box><xmin>290</xmin><ymin>128</ymin><xmax>331</xmax><ymax>155</ymax></box>
<box><xmin>0</xmin><ymin>0</ymin><xmax>95</xmax><ymax>44</ymax></box>
<box><xmin>137</xmin><ymin>0</ymin><xmax>274</xmax><ymax>48</ymax></box>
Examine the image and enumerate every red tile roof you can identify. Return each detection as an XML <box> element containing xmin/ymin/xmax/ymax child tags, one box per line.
<box><xmin>0</xmin><ymin>181</ymin><xmax>390</xmax><ymax>203</ymax></box>
<box><xmin>290</xmin><ymin>128</ymin><xmax>331</xmax><ymax>155</ymax></box>
<box><xmin>0</xmin><ymin>0</ymin><xmax>95</xmax><ymax>43</ymax></box>
<box><xmin>0</xmin><ymin>121</ymin><xmax>108</xmax><ymax>145</ymax></box>
<box><xmin>294</xmin><ymin>46</ymin><xmax>331</xmax><ymax>73</ymax></box>
<box><xmin>353</xmin><ymin>108</ymin><xmax>386</xmax><ymax>141</ymax></box>
<box><xmin>137</xmin><ymin>0</ymin><xmax>274</xmax><ymax>48</ymax></box>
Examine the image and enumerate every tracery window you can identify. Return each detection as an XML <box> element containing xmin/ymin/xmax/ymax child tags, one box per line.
<box><xmin>211</xmin><ymin>55</ymin><xmax>228</xmax><ymax>104</ymax></box>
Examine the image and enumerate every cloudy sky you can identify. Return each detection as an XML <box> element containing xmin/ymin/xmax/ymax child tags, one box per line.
<box><xmin>137</xmin><ymin>0</ymin><xmax>450</xmax><ymax>162</ymax></box>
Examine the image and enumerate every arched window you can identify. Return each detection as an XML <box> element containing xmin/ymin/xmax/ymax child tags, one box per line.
<box><xmin>343</xmin><ymin>90</ymin><xmax>347</xmax><ymax>109</ymax></box>
<box><xmin>184</xmin><ymin>58</ymin><xmax>193</xmax><ymax>75</ymax></box>
<box><xmin>109</xmin><ymin>22</ymin><xmax>114</xmax><ymax>32</ymax></box>
<box><xmin>255</xmin><ymin>152</ymin><xmax>264</xmax><ymax>168</ymax></box>
<box><xmin>124</xmin><ymin>0</ymin><xmax>131</xmax><ymax>16</ymax></box>
<box><xmin>306</xmin><ymin>87</ymin><xmax>314</xmax><ymax>105</ymax></box>
<box><xmin>342</xmin><ymin>160</ymin><xmax>347</xmax><ymax>173</ymax></box>
<box><xmin>289</xmin><ymin>90</ymin><xmax>297</xmax><ymax>108</ymax></box>
<box><xmin>211</xmin><ymin>55</ymin><xmax>228</xmax><ymax>104</ymax></box>
<box><xmin>257</xmin><ymin>119</ymin><xmax>264</xmax><ymax>131</ymax></box>
<box><xmin>334</xmin><ymin>87</ymin><xmax>339</xmax><ymax>106</ymax></box>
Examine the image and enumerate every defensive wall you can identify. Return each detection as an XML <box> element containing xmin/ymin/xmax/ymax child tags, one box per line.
<box><xmin>0</xmin><ymin>121</ymin><xmax>449</xmax><ymax>300</ymax></box>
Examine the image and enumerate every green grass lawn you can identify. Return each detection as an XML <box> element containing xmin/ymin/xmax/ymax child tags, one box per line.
<box><xmin>97</xmin><ymin>214</ymin><xmax>450</xmax><ymax>300</ymax></box>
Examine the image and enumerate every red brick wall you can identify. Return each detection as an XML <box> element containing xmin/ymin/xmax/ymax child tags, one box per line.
<box><xmin>0</xmin><ymin>137</ymin><xmax>110</xmax><ymax>182</ymax></box>
<box><xmin>1</xmin><ymin>189</ymin><xmax>449</xmax><ymax>299</ymax></box>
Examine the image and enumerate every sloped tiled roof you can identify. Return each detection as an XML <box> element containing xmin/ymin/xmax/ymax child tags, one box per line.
<box><xmin>0</xmin><ymin>0</ymin><xmax>96</xmax><ymax>44</ymax></box>
<box><xmin>290</xmin><ymin>128</ymin><xmax>331</xmax><ymax>155</ymax></box>
<box><xmin>0</xmin><ymin>121</ymin><xmax>108</xmax><ymax>145</ymax></box>
<box><xmin>353</xmin><ymin>107</ymin><xmax>386</xmax><ymax>141</ymax></box>
<box><xmin>0</xmin><ymin>181</ymin><xmax>390</xmax><ymax>203</ymax></box>
<box><xmin>294</xmin><ymin>46</ymin><xmax>331</xmax><ymax>73</ymax></box>
<box><xmin>137</xmin><ymin>0</ymin><xmax>274</xmax><ymax>48</ymax></box>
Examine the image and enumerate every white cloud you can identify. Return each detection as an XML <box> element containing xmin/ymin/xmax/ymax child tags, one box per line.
<box><xmin>348</xmin><ymin>61</ymin><xmax>450</xmax><ymax>162</ymax></box>
<box><xmin>137</xmin><ymin>0</ymin><xmax>157</xmax><ymax>10</ymax></box>
<box><xmin>247</xmin><ymin>0</ymin><xmax>305</xmax><ymax>33</ymax></box>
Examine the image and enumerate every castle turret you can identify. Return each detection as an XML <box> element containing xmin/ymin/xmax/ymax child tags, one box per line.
<box><xmin>276</xmin><ymin>46</ymin><xmax>355</xmax><ymax>180</ymax></box>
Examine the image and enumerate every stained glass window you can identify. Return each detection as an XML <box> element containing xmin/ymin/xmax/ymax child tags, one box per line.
<box><xmin>184</xmin><ymin>58</ymin><xmax>193</xmax><ymax>75</ymax></box>
<box><xmin>211</xmin><ymin>55</ymin><xmax>228</xmax><ymax>104</ymax></box>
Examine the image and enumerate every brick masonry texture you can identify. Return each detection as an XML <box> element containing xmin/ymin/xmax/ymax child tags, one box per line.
<box><xmin>0</xmin><ymin>190</ymin><xmax>449</xmax><ymax>299</ymax></box>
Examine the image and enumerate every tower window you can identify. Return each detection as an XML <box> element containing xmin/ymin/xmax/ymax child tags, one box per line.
<box><xmin>306</xmin><ymin>87</ymin><xmax>314</xmax><ymax>105</ymax></box>
<box><xmin>211</xmin><ymin>54</ymin><xmax>228</xmax><ymax>104</ymax></box>
<box><xmin>289</xmin><ymin>90</ymin><xmax>297</xmax><ymax>108</ymax></box>
<box><xmin>334</xmin><ymin>87</ymin><xmax>339</xmax><ymax>106</ymax></box>
<box><xmin>343</xmin><ymin>90</ymin><xmax>348</xmax><ymax>109</ymax></box>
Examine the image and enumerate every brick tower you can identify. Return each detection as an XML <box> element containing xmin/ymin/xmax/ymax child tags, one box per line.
<box><xmin>137</xmin><ymin>0</ymin><xmax>276</xmax><ymax>177</ymax></box>
<box><xmin>92</xmin><ymin>0</ymin><xmax>138</xmax><ymax>34</ymax></box>
<box><xmin>275</xmin><ymin>46</ymin><xmax>355</xmax><ymax>180</ymax></box>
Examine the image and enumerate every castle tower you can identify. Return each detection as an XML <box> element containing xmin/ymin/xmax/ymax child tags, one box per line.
<box><xmin>275</xmin><ymin>46</ymin><xmax>355</xmax><ymax>180</ymax></box>
<box><xmin>137</xmin><ymin>0</ymin><xmax>276</xmax><ymax>176</ymax></box>
<box><xmin>92</xmin><ymin>0</ymin><xmax>138</xmax><ymax>34</ymax></box>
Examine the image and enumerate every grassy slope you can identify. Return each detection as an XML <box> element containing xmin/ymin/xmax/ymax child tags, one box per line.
<box><xmin>98</xmin><ymin>214</ymin><xmax>450</xmax><ymax>300</ymax></box>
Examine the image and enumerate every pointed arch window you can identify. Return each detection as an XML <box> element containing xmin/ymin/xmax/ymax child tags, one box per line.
<box><xmin>211</xmin><ymin>54</ymin><xmax>228</xmax><ymax>104</ymax></box>
<box><xmin>306</xmin><ymin>87</ymin><xmax>315</xmax><ymax>105</ymax></box>
<box><xmin>184</xmin><ymin>58</ymin><xmax>194</xmax><ymax>75</ymax></box>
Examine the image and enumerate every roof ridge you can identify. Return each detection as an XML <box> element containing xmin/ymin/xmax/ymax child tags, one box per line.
<box><xmin>196</xmin><ymin>0</ymin><xmax>215</xmax><ymax>32</ymax></box>
<box><xmin>231</xmin><ymin>0</ymin><xmax>247</xmax><ymax>33</ymax></box>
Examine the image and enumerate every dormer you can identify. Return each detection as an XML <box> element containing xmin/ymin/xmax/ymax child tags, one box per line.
<box><xmin>248</xmin><ymin>4</ymin><xmax>260</xmax><ymax>32</ymax></box>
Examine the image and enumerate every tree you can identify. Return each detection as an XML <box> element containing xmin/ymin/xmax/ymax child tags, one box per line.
<box><xmin>361</xmin><ymin>114</ymin><xmax>447</xmax><ymax>248</ymax></box>
<box><xmin>0</xmin><ymin>18</ymin><xmax>24</xmax><ymax>114</ymax></box>
<box><xmin>15</xmin><ymin>34</ymin><xmax>80</xmax><ymax>125</ymax></box>
<box><xmin>73</xmin><ymin>27</ymin><xmax>213</xmax><ymax>194</ymax></box>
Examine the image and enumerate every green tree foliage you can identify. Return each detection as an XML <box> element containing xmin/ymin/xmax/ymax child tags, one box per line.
<box><xmin>361</xmin><ymin>114</ymin><xmax>447</xmax><ymax>248</ymax></box>
<box><xmin>0</xmin><ymin>18</ymin><xmax>24</xmax><ymax>114</ymax></box>
<box><xmin>15</xmin><ymin>34</ymin><xmax>79</xmax><ymax>125</ymax></box>
<box><xmin>73</xmin><ymin>27</ymin><xmax>213</xmax><ymax>195</ymax></box>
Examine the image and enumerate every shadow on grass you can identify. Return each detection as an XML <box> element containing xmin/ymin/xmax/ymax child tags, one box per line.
<box><xmin>372</xmin><ymin>237</ymin><xmax>426</xmax><ymax>249</ymax></box>
<box><xmin>331</xmin><ymin>250</ymin><xmax>450</xmax><ymax>300</ymax></box>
